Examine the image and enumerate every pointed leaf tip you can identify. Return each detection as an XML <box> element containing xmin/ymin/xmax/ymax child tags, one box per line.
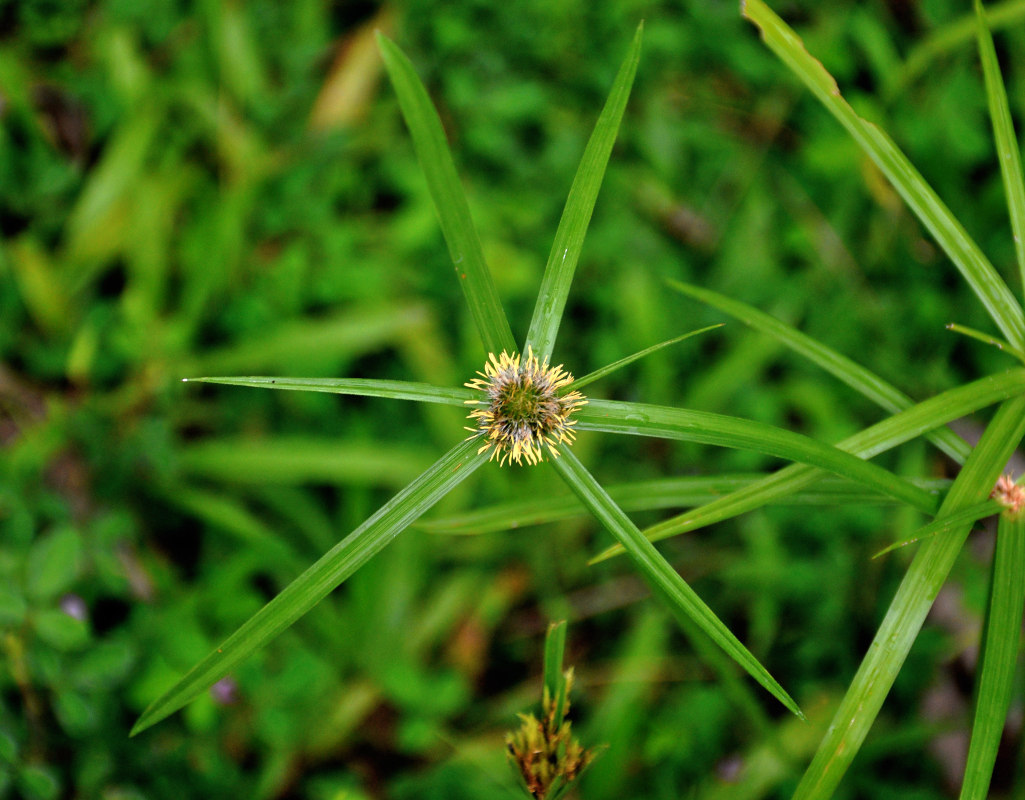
<box><xmin>378</xmin><ymin>29</ymin><xmax>516</xmax><ymax>355</ymax></box>
<box><xmin>524</xmin><ymin>25</ymin><xmax>643</xmax><ymax>359</ymax></box>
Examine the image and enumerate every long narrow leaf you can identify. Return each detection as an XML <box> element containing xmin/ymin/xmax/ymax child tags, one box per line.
<box><xmin>184</xmin><ymin>376</ymin><xmax>473</xmax><ymax>406</ymax></box>
<box><xmin>577</xmin><ymin>399</ymin><xmax>939</xmax><ymax>513</ymax></box>
<box><xmin>178</xmin><ymin>438</ymin><xmax>433</xmax><ymax>488</ymax></box>
<box><xmin>792</xmin><ymin>396</ymin><xmax>1025</xmax><ymax>800</ymax></box>
<box><xmin>592</xmin><ymin>368</ymin><xmax>1025</xmax><ymax>562</ymax></box>
<box><xmin>524</xmin><ymin>24</ymin><xmax>642</xmax><ymax>362</ymax></box>
<box><xmin>543</xmin><ymin>620</ymin><xmax>569</xmax><ymax>728</ymax></box>
<box><xmin>872</xmin><ymin>500</ymin><xmax>1001</xmax><ymax>558</ymax></box>
<box><xmin>960</xmin><ymin>510</ymin><xmax>1025</xmax><ymax>799</ymax></box>
<box><xmin>552</xmin><ymin>449</ymin><xmax>803</xmax><ymax>718</ymax></box>
<box><xmin>571</xmin><ymin>324</ymin><xmax>723</xmax><ymax>392</ymax></box>
<box><xmin>890</xmin><ymin>0</ymin><xmax>1025</xmax><ymax>102</ymax></box>
<box><xmin>743</xmin><ymin>0</ymin><xmax>1025</xmax><ymax>353</ymax></box>
<box><xmin>188</xmin><ymin>305</ymin><xmax>430</xmax><ymax>375</ymax></box>
<box><xmin>378</xmin><ymin>34</ymin><xmax>516</xmax><ymax>356</ymax></box>
<box><xmin>421</xmin><ymin>475</ymin><xmax>950</xmax><ymax>536</ymax></box>
<box><xmin>946</xmin><ymin>322</ymin><xmax>1025</xmax><ymax>361</ymax></box>
<box><xmin>162</xmin><ymin>485</ymin><xmax>302</xmax><ymax>568</ymax></box>
<box><xmin>669</xmin><ymin>280</ymin><xmax>971</xmax><ymax>462</ymax></box>
<box><xmin>131</xmin><ymin>438</ymin><xmax>487</xmax><ymax>735</ymax></box>
<box><xmin>975</xmin><ymin>0</ymin><xmax>1025</xmax><ymax>302</ymax></box>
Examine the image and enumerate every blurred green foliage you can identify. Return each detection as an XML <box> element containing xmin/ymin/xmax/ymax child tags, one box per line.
<box><xmin>2</xmin><ymin>0</ymin><xmax>1024</xmax><ymax>797</ymax></box>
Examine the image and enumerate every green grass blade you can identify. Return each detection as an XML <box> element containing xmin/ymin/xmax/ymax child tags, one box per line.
<box><xmin>571</xmin><ymin>324</ymin><xmax>723</xmax><ymax>392</ymax></box>
<box><xmin>872</xmin><ymin>500</ymin><xmax>1000</xmax><ymax>558</ymax></box>
<box><xmin>792</xmin><ymin>396</ymin><xmax>1025</xmax><ymax>800</ymax></box>
<box><xmin>552</xmin><ymin>449</ymin><xmax>802</xmax><ymax>718</ymax></box>
<box><xmin>670</xmin><ymin>280</ymin><xmax>971</xmax><ymax>462</ymax></box>
<box><xmin>946</xmin><ymin>323</ymin><xmax>1025</xmax><ymax>362</ymax></box>
<box><xmin>591</xmin><ymin>368</ymin><xmax>1025</xmax><ymax>562</ymax></box>
<box><xmin>743</xmin><ymin>0</ymin><xmax>1025</xmax><ymax>353</ymax></box>
<box><xmin>543</xmin><ymin>620</ymin><xmax>569</xmax><ymax>727</ymax></box>
<box><xmin>975</xmin><ymin>0</ymin><xmax>1025</xmax><ymax>302</ymax></box>
<box><xmin>577</xmin><ymin>399</ymin><xmax>939</xmax><ymax>513</ymax></box>
<box><xmin>161</xmin><ymin>484</ymin><xmax>302</xmax><ymax>568</ymax></box>
<box><xmin>184</xmin><ymin>376</ymin><xmax>473</xmax><ymax>406</ymax></box>
<box><xmin>420</xmin><ymin>475</ymin><xmax>951</xmax><ymax>536</ymax></box>
<box><xmin>890</xmin><ymin>0</ymin><xmax>1025</xmax><ymax>102</ymax></box>
<box><xmin>130</xmin><ymin>438</ymin><xmax>487</xmax><ymax>735</ymax></box>
<box><xmin>377</xmin><ymin>33</ymin><xmax>516</xmax><ymax>356</ymax></box>
<box><xmin>187</xmin><ymin>305</ymin><xmax>431</xmax><ymax>375</ymax></box>
<box><xmin>178</xmin><ymin>437</ymin><xmax>434</xmax><ymax>489</ymax></box>
<box><xmin>524</xmin><ymin>24</ymin><xmax>642</xmax><ymax>362</ymax></box>
<box><xmin>960</xmin><ymin>510</ymin><xmax>1025</xmax><ymax>800</ymax></box>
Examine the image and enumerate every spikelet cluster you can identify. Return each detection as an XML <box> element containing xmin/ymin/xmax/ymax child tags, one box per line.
<box><xmin>505</xmin><ymin>670</ymin><xmax>596</xmax><ymax>799</ymax></box>
<box><xmin>991</xmin><ymin>473</ymin><xmax>1025</xmax><ymax>518</ymax></box>
<box><xmin>464</xmin><ymin>348</ymin><xmax>587</xmax><ymax>467</ymax></box>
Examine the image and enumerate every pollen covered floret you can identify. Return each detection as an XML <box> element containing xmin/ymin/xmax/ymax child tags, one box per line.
<box><xmin>464</xmin><ymin>347</ymin><xmax>587</xmax><ymax>467</ymax></box>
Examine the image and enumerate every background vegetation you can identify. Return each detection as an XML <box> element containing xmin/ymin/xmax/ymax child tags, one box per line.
<box><xmin>3</xmin><ymin>0</ymin><xmax>1024</xmax><ymax>797</ymax></box>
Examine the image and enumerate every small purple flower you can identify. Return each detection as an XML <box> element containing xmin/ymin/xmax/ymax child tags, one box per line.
<box><xmin>60</xmin><ymin>594</ymin><xmax>88</xmax><ymax>622</ymax></box>
<box><xmin>210</xmin><ymin>677</ymin><xmax>239</xmax><ymax>706</ymax></box>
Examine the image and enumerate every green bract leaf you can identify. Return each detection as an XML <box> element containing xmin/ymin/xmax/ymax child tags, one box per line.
<box><xmin>543</xmin><ymin>620</ymin><xmax>569</xmax><ymax>728</ymax></box>
<box><xmin>591</xmin><ymin>368</ymin><xmax>1025</xmax><ymax>562</ymax></box>
<box><xmin>945</xmin><ymin>322</ymin><xmax>1025</xmax><ymax>362</ymax></box>
<box><xmin>959</xmin><ymin>510</ymin><xmax>1025</xmax><ymax>799</ymax></box>
<box><xmin>872</xmin><ymin>500</ymin><xmax>1000</xmax><ymax>558</ymax></box>
<box><xmin>743</xmin><ymin>0</ymin><xmax>1025</xmax><ymax>353</ymax></box>
<box><xmin>571</xmin><ymin>325</ymin><xmax>723</xmax><ymax>392</ymax></box>
<box><xmin>975</xmin><ymin>0</ymin><xmax>1025</xmax><ymax>303</ymax></box>
<box><xmin>421</xmin><ymin>475</ymin><xmax>950</xmax><ymax>536</ymax></box>
<box><xmin>525</xmin><ymin>24</ymin><xmax>642</xmax><ymax>362</ymax></box>
<box><xmin>552</xmin><ymin>449</ymin><xmax>802</xmax><ymax>718</ymax></box>
<box><xmin>670</xmin><ymin>280</ymin><xmax>971</xmax><ymax>462</ymax></box>
<box><xmin>184</xmin><ymin>376</ymin><xmax>472</xmax><ymax>406</ymax></box>
<box><xmin>377</xmin><ymin>33</ymin><xmax>516</xmax><ymax>357</ymax></box>
<box><xmin>577</xmin><ymin>399</ymin><xmax>939</xmax><ymax>513</ymax></box>
<box><xmin>131</xmin><ymin>438</ymin><xmax>487</xmax><ymax>735</ymax></box>
<box><xmin>791</xmin><ymin>396</ymin><xmax>1025</xmax><ymax>800</ymax></box>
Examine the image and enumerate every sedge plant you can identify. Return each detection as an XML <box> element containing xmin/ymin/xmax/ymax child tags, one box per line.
<box><xmin>430</xmin><ymin>3</ymin><xmax>1025</xmax><ymax>797</ymax></box>
<box><xmin>132</xmin><ymin>5</ymin><xmax>1025</xmax><ymax>799</ymax></box>
<box><xmin>135</xmin><ymin>22</ymin><xmax>817</xmax><ymax>737</ymax></box>
<box><xmin>505</xmin><ymin>621</ymin><xmax>601</xmax><ymax>800</ymax></box>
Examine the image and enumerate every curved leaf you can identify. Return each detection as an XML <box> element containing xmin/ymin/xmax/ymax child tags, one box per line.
<box><xmin>743</xmin><ymin>0</ymin><xmax>1025</xmax><ymax>352</ymax></box>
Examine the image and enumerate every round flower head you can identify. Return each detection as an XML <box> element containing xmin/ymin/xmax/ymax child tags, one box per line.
<box><xmin>464</xmin><ymin>347</ymin><xmax>587</xmax><ymax>467</ymax></box>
